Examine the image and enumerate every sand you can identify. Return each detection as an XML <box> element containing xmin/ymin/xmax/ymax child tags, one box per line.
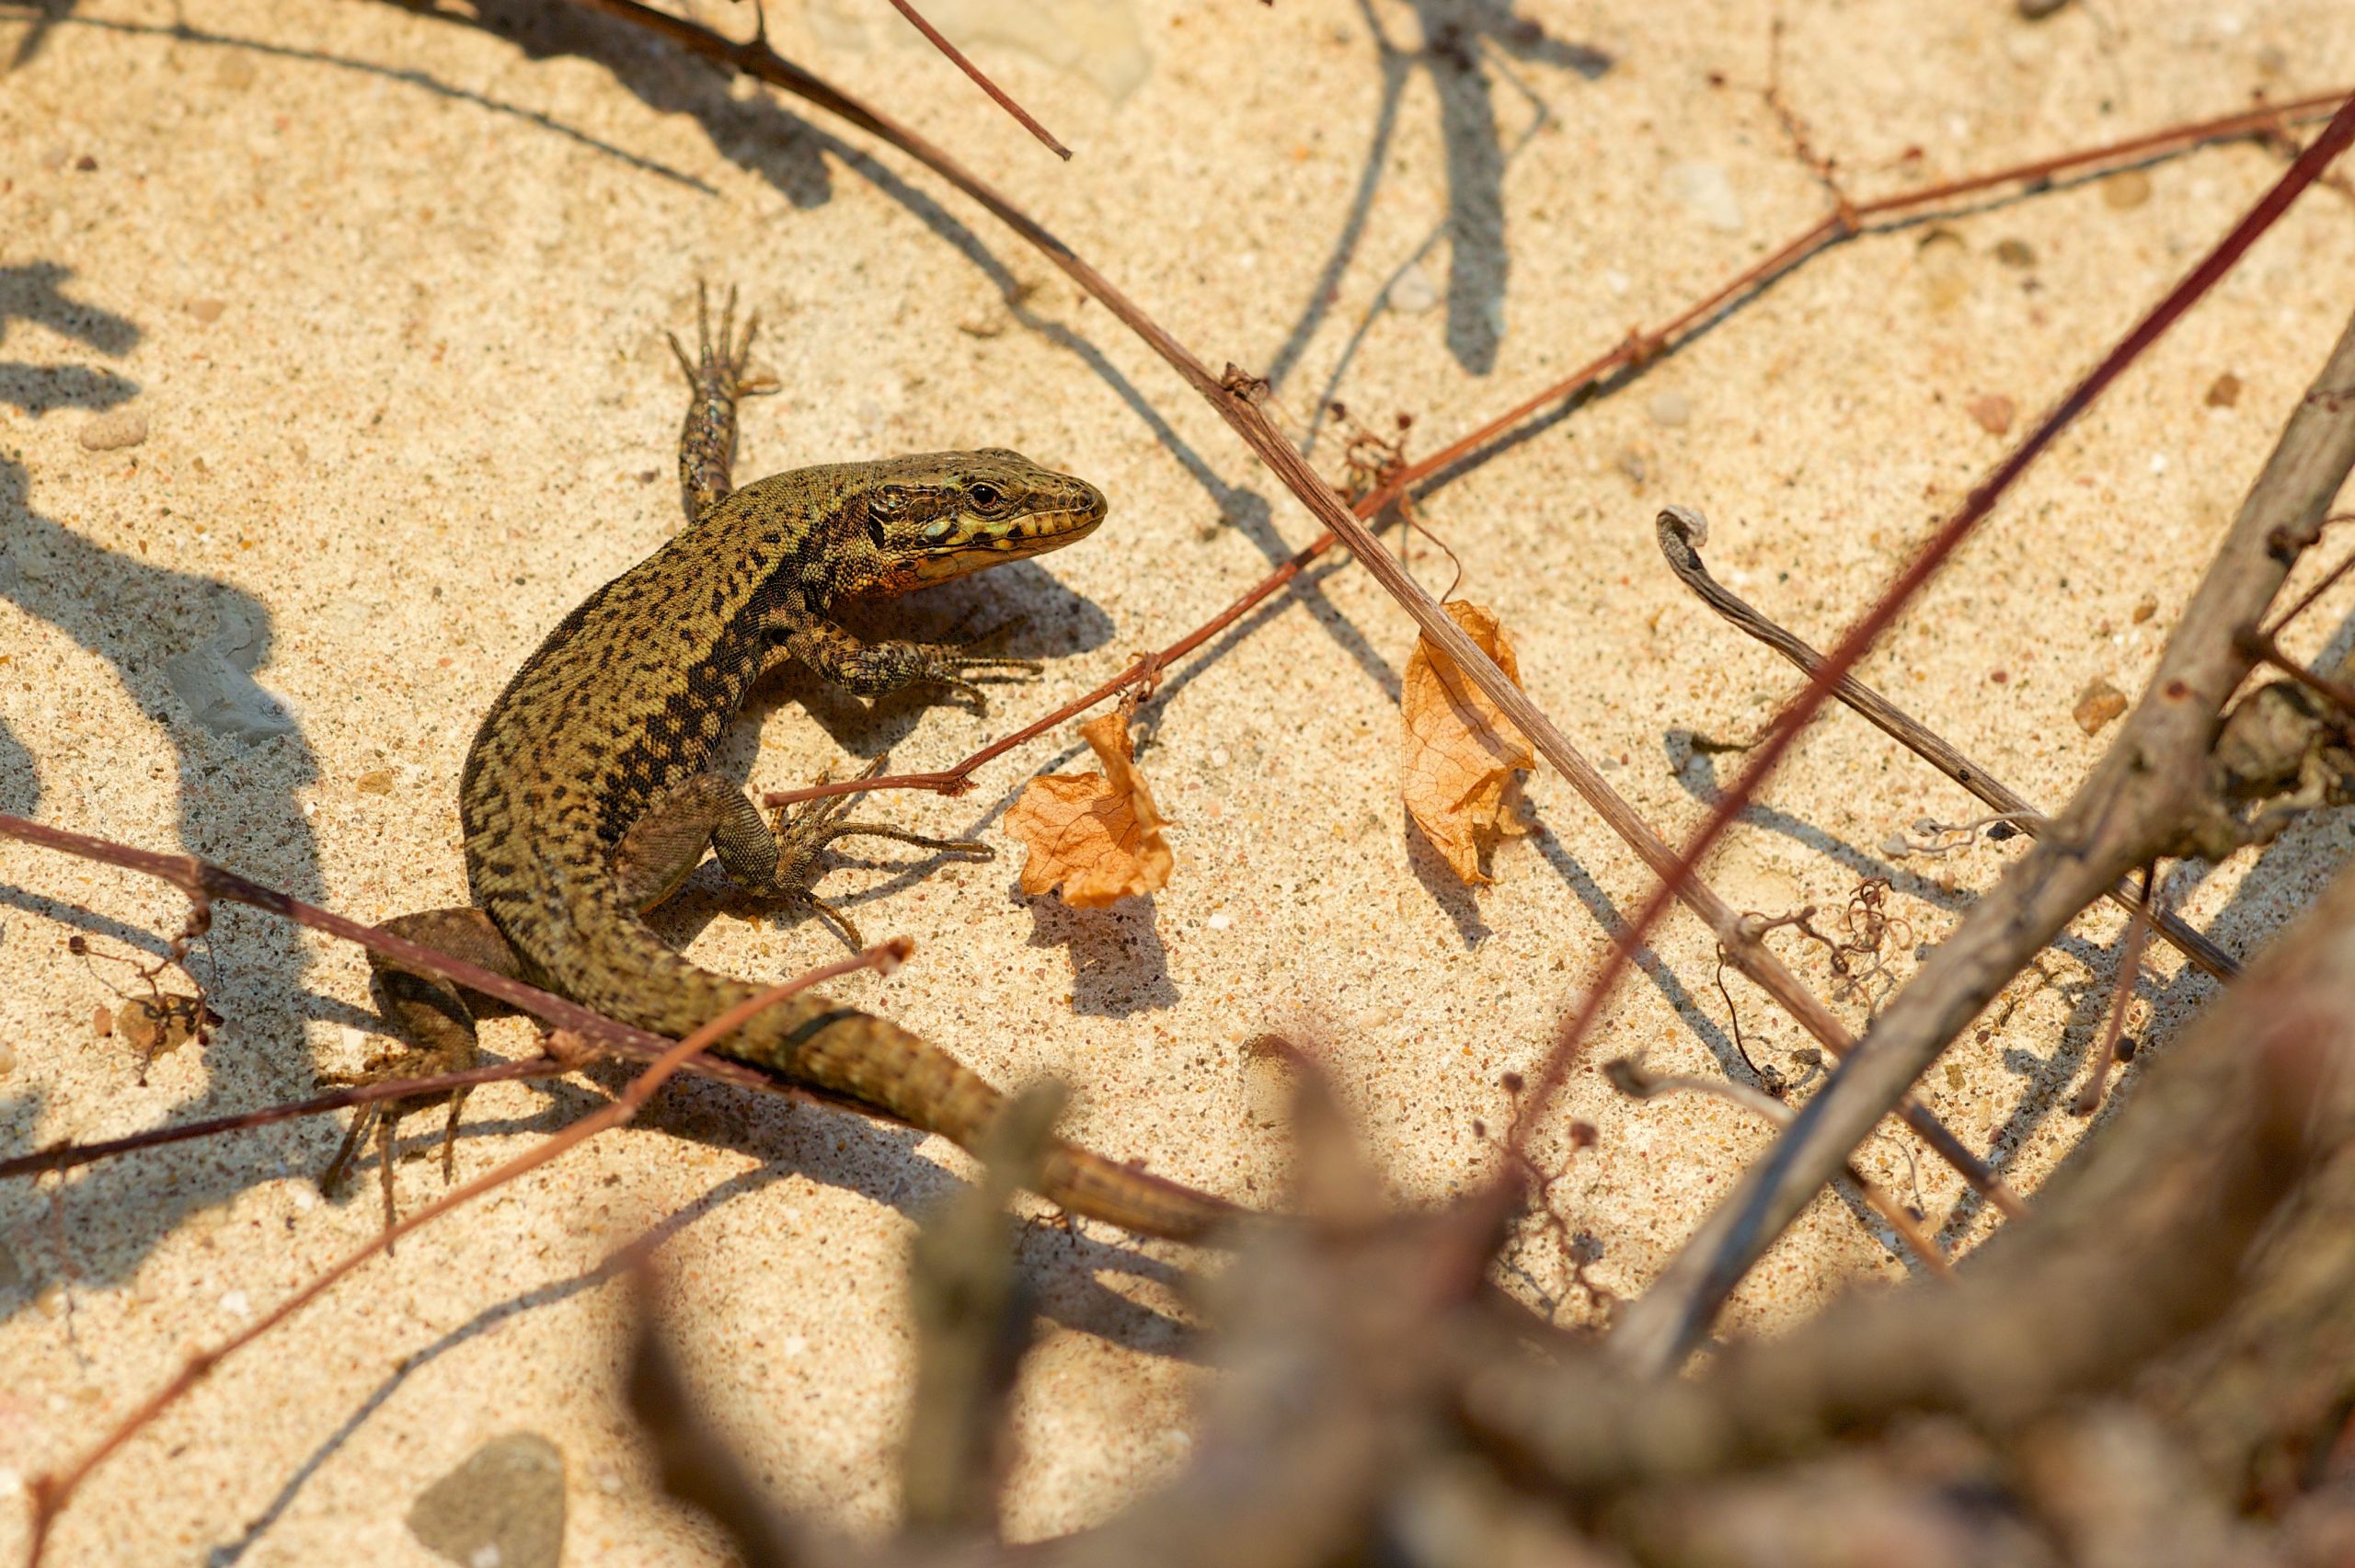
<box><xmin>4</xmin><ymin>0</ymin><xmax>2353</xmax><ymax>1560</ymax></box>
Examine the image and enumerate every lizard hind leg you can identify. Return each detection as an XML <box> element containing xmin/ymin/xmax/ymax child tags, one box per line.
<box><xmin>333</xmin><ymin>907</ymin><xmax>524</xmax><ymax>1233</ymax></box>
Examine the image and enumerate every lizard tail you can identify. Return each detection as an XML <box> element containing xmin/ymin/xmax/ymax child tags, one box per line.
<box><xmin>551</xmin><ymin>899</ymin><xmax>1246</xmax><ymax>1243</ymax></box>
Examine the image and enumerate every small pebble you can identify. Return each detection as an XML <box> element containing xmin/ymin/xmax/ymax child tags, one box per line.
<box><xmin>1989</xmin><ymin>670</ymin><xmax>2010</xmax><ymax>685</ymax></box>
<box><xmin>2205</xmin><ymin>372</ymin><xmax>2242</xmax><ymax>408</ymax></box>
<box><xmin>1647</xmin><ymin>390</ymin><xmax>1689</xmax><ymax>428</ymax></box>
<box><xmin>1615</xmin><ymin>450</ymin><xmax>1648</xmax><ymax>486</ymax></box>
<box><xmin>408</xmin><ymin>1433</ymin><xmax>567</xmax><ymax>1568</ymax></box>
<box><xmin>188</xmin><ymin>298</ymin><xmax>226</xmax><ymax>324</ymax></box>
<box><xmin>1914</xmin><ymin>229</ymin><xmax>1970</xmax><ymax>314</ymax></box>
<box><xmin>79</xmin><ymin>409</ymin><xmax>148</xmax><ymax>452</ymax></box>
<box><xmin>2103</xmin><ymin>169</ymin><xmax>2153</xmax><ymax>210</ymax></box>
<box><xmin>1967</xmin><ymin>394</ymin><xmax>2016</xmax><ymax>435</ymax></box>
<box><xmin>1206</xmin><ymin>910</ymin><xmax>1232</xmax><ymax>931</ymax></box>
<box><xmin>1993</xmin><ymin>237</ymin><xmax>2037</xmax><ymax>268</ymax></box>
<box><xmin>93</xmin><ymin>1004</ymin><xmax>113</xmax><ymax>1039</ymax></box>
<box><xmin>2074</xmin><ymin>677</ymin><xmax>2128</xmax><ymax>735</ymax></box>
<box><xmin>220</xmin><ymin>1289</ymin><xmax>251</xmax><ymax>1319</ymax></box>
<box><xmin>355</xmin><ymin>769</ymin><xmax>396</xmax><ymax>795</ymax></box>
<box><xmin>1386</xmin><ymin>264</ymin><xmax>1441</xmax><ymax>315</ymax></box>
<box><xmin>2131</xmin><ymin>592</ymin><xmax>2158</xmax><ymax>624</ymax></box>
<box><xmin>1665</xmin><ymin>160</ymin><xmax>1744</xmax><ymax>234</ymax></box>
<box><xmin>73</xmin><ymin>154</ymin><xmax>97</xmax><ymax>172</ymax></box>
<box><xmin>1603</xmin><ymin>268</ymin><xmax>1632</xmax><ymax>296</ymax></box>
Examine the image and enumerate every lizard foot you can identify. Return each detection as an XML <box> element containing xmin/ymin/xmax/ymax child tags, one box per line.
<box><xmin>667</xmin><ymin>280</ymin><xmax>779</xmax><ymax>405</ymax></box>
<box><xmin>768</xmin><ymin>755</ymin><xmax>993</xmax><ymax>947</ymax></box>
<box><xmin>318</xmin><ymin>1047</ymin><xmax>474</xmax><ymax>1242</ymax></box>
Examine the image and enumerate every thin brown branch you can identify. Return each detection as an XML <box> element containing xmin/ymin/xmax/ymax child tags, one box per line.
<box><xmin>2258</xmin><ymin>512</ymin><xmax>2355</xmax><ymax>635</ymax></box>
<box><xmin>25</xmin><ymin>942</ymin><xmax>908</xmax><ymax>1565</ymax></box>
<box><xmin>757</xmin><ymin>91</ymin><xmax>2349</xmax><ymax>819</ymax></box>
<box><xmin>880</xmin><ymin>0</ymin><xmax>1070</xmax><ymax>160</ymax></box>
<box><xmin>1656</xmin><ymin>504</ymin><xmax>2238</xmax><ymax>984</ymax></box>
<box><xmin>2245</xmin><ymin>628</ymin><xmax>2355</xmax><ymax>716</ymax></box>
<box><xmin>1609</xmin><ymin>278</ymin><xmax>2355</xmax><ymax>1378</ymax></box>
<box><xmin>0</xmin><ymin>1056</ymin><xmax>572</xmax><ymax>1183</ymax></box>
<box><xmin>2073</xmin><ymin>864</ymin><xmax>2155</xmax><ymax>1118</ymax></box>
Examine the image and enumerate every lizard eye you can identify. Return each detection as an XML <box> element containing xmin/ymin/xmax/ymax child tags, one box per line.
<box><xmin>968</xmin><ymin>482</ymin><xmax>1005</xmax><ymax>514</ymax></box>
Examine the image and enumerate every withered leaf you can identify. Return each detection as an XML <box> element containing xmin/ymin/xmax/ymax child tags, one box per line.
<box><xmin>1401</xmin><ymin>601</ymin><xmax>1534</xmax><ymax>885</ymax></box>
<box><xmin>1007</xmin><ymin>711</ymin><xmax>1173</xmax><ymax>909</ymax></box>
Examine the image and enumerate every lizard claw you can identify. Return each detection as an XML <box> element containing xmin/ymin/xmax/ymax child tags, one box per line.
<box><xmin>669</xmin><ymin>280</ymin><xmax>779</xmax><ymax>403</ymax></box>
<box><xmin>767</xmin><ymin>755</ymin><xmax>993</xmax><ymax>946</ymax></box>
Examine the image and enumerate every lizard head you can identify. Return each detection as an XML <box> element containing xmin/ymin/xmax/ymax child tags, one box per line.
<box><xmin>853</xmin><ymin>449</ymin><xmax>1109</xmax><ymax>591</ymax></box>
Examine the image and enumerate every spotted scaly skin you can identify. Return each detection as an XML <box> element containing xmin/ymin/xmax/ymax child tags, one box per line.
<box><xmin>335</xmin><ymin>291</ymin><xmax>1240</xmax><ymax>1243</ymax></box>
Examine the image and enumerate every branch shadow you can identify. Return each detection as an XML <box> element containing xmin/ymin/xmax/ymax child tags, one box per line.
<box><xmin>1023</xmin><ymin>898</ymin><xmax>1178</xmax><ymax>1017</ymax></box>
<box><xmin>0</xmin><ymin>266</ymin><xmax>338</xmax><ymax>1322</ymax></box>
<box><xmin>1265</xmin><ymin>0</ymin><xmax>1613</xmax><ymax>393</ymax></box>
<box><xmin>5</xmin><ymin>8</ymin><xmax>717</xmax><ymax>189</ymax></box>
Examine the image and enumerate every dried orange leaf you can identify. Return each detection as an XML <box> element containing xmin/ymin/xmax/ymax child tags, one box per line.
<box><xmin>1401</xmin><ymin>601</ymin><xmax>1534</xmax><ymax>885</ymax></box>
<box><xmin>1007</xmin><ymin>710</ymin><xmax>1174</xmax><ymax>908</ymax></box>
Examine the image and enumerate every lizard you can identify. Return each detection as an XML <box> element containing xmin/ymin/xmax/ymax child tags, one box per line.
<box><xmin>325</xmin><ymin>288</ymin><xmax>1242</xmax><ymax>1244</ymax></box>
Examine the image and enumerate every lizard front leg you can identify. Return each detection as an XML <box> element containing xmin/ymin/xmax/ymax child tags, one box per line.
<box><xmin>776</xmin><ymin>618</ymin><xmax>1040</xmax><ymax>713</ymax></box>
<box><xmin>667</xmin><ymin>281</ymin><xmax>777</xmax><ymax>525</ymax></box>
<box><xmin>613</xmin><ymin>768</ymin><xmax>990</xmax><ymax>946</ymax></box>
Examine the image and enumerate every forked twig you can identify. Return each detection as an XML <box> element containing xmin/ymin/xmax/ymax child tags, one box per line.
<box><xmin>1603</xmin><ymin>1057</ymin><xmax>1948</xmax><ymax>1279</ymax></box>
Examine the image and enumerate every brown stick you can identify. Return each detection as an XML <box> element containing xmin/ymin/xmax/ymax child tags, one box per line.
<box><xmin>1655</xmin><ymin>505</ymin><xmax>2238</xmax><ymax>984</ymax></box>
<box><xmin>23</xmin><ymin>942</ymin><xmax>909</xmax><ymax>1566</ymax></box>
<box><xmin>880</xmin><ymin>0</ymin><xmax>1072</xmax><ymax>160</ymax></box>
<box><xmin>0</xmin><ymin>1057</ymin><xmax>574</xmax><ymax>1182</ymax></box>
<box><xmin>2073</xmin><ymin>864</ymin><xmax>2156</xmax><ymax>1119</ymax></box>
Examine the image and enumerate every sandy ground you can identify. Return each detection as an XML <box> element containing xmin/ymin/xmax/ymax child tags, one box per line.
<box><xmin>3</xmin><ymin>0</ymin><xmax>2353</xmax><ymax>1560</ymax></box>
